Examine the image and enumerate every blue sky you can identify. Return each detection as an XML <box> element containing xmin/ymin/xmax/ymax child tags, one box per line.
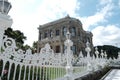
<box><xmin>9</xmin><ymin>0</ymin><xmax>120</xmax><ymax>47</ymax></box>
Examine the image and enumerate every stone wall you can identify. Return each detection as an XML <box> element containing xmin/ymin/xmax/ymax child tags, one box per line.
<box><xmin>37</xmin><ymin>16</ymin><xmax>93</xmax><ymax>55</ymax></box>
<box><xmin>75</xmin><ymin>67</ymin><xmax>111</xmax><ymax>80</ymax></box>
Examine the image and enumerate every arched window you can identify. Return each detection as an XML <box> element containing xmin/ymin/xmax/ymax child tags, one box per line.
<box><xmin>39</xmin><ymin>33</ymin><xmax>42</xmax><ymax>40</ymax></box>
<box><xmin>56</xmin><ymin>45</ymin><xmax>60</xmax><ymax>53</ymax></box>
<box><xmin>63</xmin><ymin>27</ymin><xmax>67</xmax><ymax>36</ymax></box>
<box><xmin>78</xmin><ymin>29</ymin><xmax>80</xmax><ymax>36</ymax></box>
<box><xmin>44</xmin><ymin>31</ymin><xmax>48</xmax><ymax>38</ymax></box>
<box><xmin>50</xmin><ymin>30</ymin><xmax>53</xmax><ymax>38</ymax></box>
<box><xmin>71</xmin><ymin>27</ymin><xmax>76</xmax><ymax>36</ymax></box>
<box><xmin>56</xmin><ymin>29</ymin><xmax>60</xmax><ymax>36</ymax></box>
<box><xmin>87</xmin><ymin>37</ymin><xmax>90</xmax><ymax>43</ymax></box>
<box><xmin>71</xmin><ymin>45</ymin><xmax>76</xmax><ymax>54</ymax></box>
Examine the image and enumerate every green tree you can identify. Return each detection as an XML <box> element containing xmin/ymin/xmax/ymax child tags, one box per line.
<box><xmin>94</xmin><ymin>45</ymin><xmax>120</xmax><ymax>59</ymax></box>
<box><xmin>32</xmin><ymin>41</ymin><xmax>37</xmax><ymax>49</ymax></box>
<box><xmin>32</xmin><ymin>41</ymin><xmax>38</xmax><ymax>53</ymax></box>
<box><xmin>4</xmin><ymin>27</ymin><xmax>27</xmax><ymax>49</ymax></box>
<box><xmin>22</xmin><ymin>44</ymin><xmax>31</xmax><ymax>51</ymax></box>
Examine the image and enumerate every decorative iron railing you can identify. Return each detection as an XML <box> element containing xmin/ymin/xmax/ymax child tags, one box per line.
<box><xmin>0</xmin><ymin>34</ymin><xmax>112</xmax><ymax>80</ymax></box>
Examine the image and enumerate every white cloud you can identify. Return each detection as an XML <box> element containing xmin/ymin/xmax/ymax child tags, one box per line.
<box><xmin>9</xmin><ymin>0</ymin><xmax>80</xmax><ymax>46</ymax></box>
<box><xmin>79</xmin><ymin>0</ymin><xmax>114</xmax><ymax>30</ymax></box>
<box><xmin>119</xmin><ymin>0</ymin><xmax>120</xmax><ymax>7</ymax></box>
<box><xmin>35</xmin><ymin>0</ymin><xmax>80</xmax><ymax>24</ymax></box>
<box><xmin>7</xmin><ymin>0</ymin><xmax>119</xmax><ymax>48</ymax></box>
<box><xmin>92</xmin><ymin>25</ymin><xmax>120</xmax><ymax>47</ymax></box>
<box><xmin>76</xmin><ymin>0</ymin><xmax>117</xmax><ymax>47</ymax></box>
<box><xmin>99</xmin><ymin>0</ymin><xmax>112</xmax><ymax>5</ymax></box>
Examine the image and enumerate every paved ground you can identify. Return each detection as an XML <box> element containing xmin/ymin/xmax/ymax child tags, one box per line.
<box><xmin>104</xmin><ymin>69</ymin><xmax>120</xmax><ymax>80</ymax></box>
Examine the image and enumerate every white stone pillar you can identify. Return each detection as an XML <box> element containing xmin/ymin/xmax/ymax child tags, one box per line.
<box><xmin>0</xmin><ymin>13</ymin><xmax>13</xmax><ymax>52</ymax></box>
<box><xmin>64</xmin><ymin>31</ymin><xmax>74</xmax><ymax>80</ymax></box>
<box><xmin>85</xmin><ymin>41</ymin><xmax>93</xmax><ymax>72</ymax></box>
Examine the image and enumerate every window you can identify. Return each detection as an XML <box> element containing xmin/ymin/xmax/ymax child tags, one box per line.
<box><xmin>44</xmin><ymin>32</ymin><xmax>48</xmax><ymax>38</ymax></box>
<box><xmin>50</xmin><ymin>46</ymin><xmax>53</xmax><ymax>49</ymax></box>
<box><xmin>78</xmin><ymin>29</ymin><xmax>80</xmax><ymax>36</ymax></box>
<box><xmin>63</xmin><ymin>27</ymin><xmax>67</xmax><ymax>36</ymax></box>
<box><xmin>56</xmin><ymin>29</ymin><xmax>60</xmax><ymax>36</ymax></box>
<box><xmin>56</xmin><ymin>46</ymin><xmax>60</xmax><ymax>53</ymax></box>
<box><xmin>50</xmin><ymin>30</ymin><xmax>53</xmax><ymax>38</ymax></box>
<box><xmin>71</xmin><ymin>27</ymin><xmax>76</xmax><ymax>36</ymax></box>
<box><xmin>87</xmin><ymin>38</ymin><xmax>90</xmax><ymax>43</ymax></box>
<box><xmin>39</xmin><ymin>33</ymin><xmax>42</xmax><ymax>40</ymax></box>
<box><xmin>39</xmin><ymin>48</ymin><xmax>41</xmax><ymax>52</ymax></box>
<box><xmin>71</xmin><ymin>45</ymin><xmax>76</xmax><ymax>54</ymax></box>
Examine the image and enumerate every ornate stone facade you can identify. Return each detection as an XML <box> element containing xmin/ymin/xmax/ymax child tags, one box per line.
<box><xmin>37</xmin><ymin>15</ymin><xmax>93</xmax><ymax>55</ymax></box>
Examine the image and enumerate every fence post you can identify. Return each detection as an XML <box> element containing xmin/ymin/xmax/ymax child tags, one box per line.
<box><xmin>64</xmin><ymin>31</ymin><xmax>74</xmax><ymax>80</ymax></box>
<box><xmin>85</xmin><ymin>41</ymin><xmax>93</xmax><ymax>72</ymax></box>
<box><xmin>0</xmin><ymin>0</ymin><xmax>13</xmax><ymax>52</ymax></box>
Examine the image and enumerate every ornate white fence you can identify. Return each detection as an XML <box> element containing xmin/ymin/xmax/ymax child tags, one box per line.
<box><xmin>0</xmin><ymin>35</ymin><xmax>67</xmax><ymax>80</ymax></box>
<box><xmin>0</xmin><ymin>1</ymin><xmax>118</xmax><ymax>79</ymax></box>
<box><xmin>0</xmin><ymin>32</ymin><xmax>112</xmax><ymax>80</ymax></box>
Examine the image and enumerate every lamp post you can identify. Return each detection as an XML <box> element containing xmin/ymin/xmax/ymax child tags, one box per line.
<box><xmin>64</xmin><ymin>31</ymin><xmax>74</xmax><ymax>80</ymax></box>
<box><xmin>0</xmin><ymin>0</ymin><xmax>13</xmax><ymax>52</ymax></box>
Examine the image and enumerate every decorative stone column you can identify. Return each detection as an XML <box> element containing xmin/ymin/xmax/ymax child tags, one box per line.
<box><xmin>0</xmin><ymin>0</ymin><xmax>13</xmax><ymax>52</ymax></box>
<box><xmin>95</xmin><ymin>47</ymin><xmax>100</xmax><ymax>70</ymax></box>
<box><xmin>85</xmin><ymin>41</ymin><xmax>93</xmax><ymax>72</ymax></box>
<box><xmin>64</xmin><ymin>31</ymin><xmax>74</xmax><ymax>80</ymax></box>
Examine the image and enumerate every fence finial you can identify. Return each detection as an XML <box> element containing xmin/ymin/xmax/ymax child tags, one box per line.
<box><xmin>66</xmin><ymin>31</ymin><xmax>71</xmax><ymax>39</ymax></box>
<box><xmin>64</xmin><ymin>30</ymin><xmax>74</xmax><ymax>80</ymax></box>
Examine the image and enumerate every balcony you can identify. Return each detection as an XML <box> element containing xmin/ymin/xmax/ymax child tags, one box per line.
<box><xmin>40</xmin><ymin>36</ymin><xmax>61</xmax><ymax>43</ymax></box>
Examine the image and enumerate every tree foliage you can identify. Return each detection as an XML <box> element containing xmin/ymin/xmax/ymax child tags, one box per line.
<box><xmin>32</xmin><ymin>41</ymin><xmax>37</xmax><ymax>49</ymax></box>
<box><xmin>32</xmin><ymin>41</ymin><xmax>38</xmax><ymax>53</ymax></box>
<box><xmin>4</xmin><ymin>27</ymin><xmax>27</xmax><ymax>49</ymax></box>
<box><xmin>4</xmin><ymin>28</ymin><xmax>39</xmax><ymax>53</ymax></box>
<box><xmin>94</xmin><ymin>45</ymin><xmax>120</xmax><ymax>59</ymax></box>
